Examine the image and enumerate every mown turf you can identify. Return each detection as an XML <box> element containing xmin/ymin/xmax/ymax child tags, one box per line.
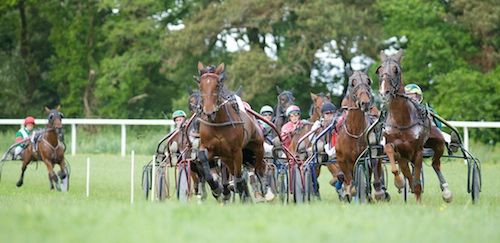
<box><xmin>1</xmin><ymin>153</ymin><xmax>499</xmax><ymax>243</ymax></box>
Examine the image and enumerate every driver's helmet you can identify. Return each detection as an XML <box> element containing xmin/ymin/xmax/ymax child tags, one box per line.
<box><xmin>320</xmin><ymin>102</ymin><xmax>336</xmax><ymax>114</ymax></box>
<box><xmin>24</xmin><ymin>116</ymin><xmax>35</xmax><ymax>125</ymax></box>
<box><xmin>259</xmin><ymin>105</ymin><xmax>274</xmax><ymax>116</ymax></box>
<box><xmin>285</xmin><ymin>105</ymin><xmax>301</xmax><ymax>117</ymax></box>
<box><xmin>172</xmin><ymin>110</ymin><xmax>187</xmax><ymax>119</ymax></box>
<box><xmin>404</xmin><ymin>83</ymin><xmax>423</xmax><ymax>102</ymax></box>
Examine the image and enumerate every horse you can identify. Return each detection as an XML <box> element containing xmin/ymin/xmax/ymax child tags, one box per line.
<box><xmin>273</xmin><ymin>87</ymin><xmax>295</xmax><ymax>133</ymax></box>
<box><xmin>16</xmin><ymin>106</ymin><xmax>67</xmax><ymax>191</ymax></box>
<box><xmin>376</xmin><ymin>49</ymin><xmax>452</xmax><ymax>202</ymax></box>
<box><xmin>289</xmin><ymin>92</ymin><xmax>342</xmax><ymax>193</ymax></box>
<box><xmin>335</xmin><ymin>71</ymin><xmax>387</xmax><ymax>201</ymax></box>
<box><xmin>196</xmin><ymin>62</ymin><xmax>266</xmax><ymax>201</ymax></box>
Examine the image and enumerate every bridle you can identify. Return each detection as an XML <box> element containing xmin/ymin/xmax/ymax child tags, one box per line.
<box><xmin>197</xmin><ymin>72</ymin><xmax>242</xmax><ymax>126</ymax></box>
<box><xmin>347</xmin><ymin>73</ymin><xmax>373</xmax><ymax>111</ymax></box>
<box><xmin>199</xmin><ymin>72</ymin><xmax>230</xmax><ymax>120</ymax></box>
<box><xmin>47</xmin><ymin>110</ymin><xmax>64</xmax><ymax>142</ymax></box>
<box><xmin>378</xmin><ymin>59</ymin><xmax>403</xmax><ymax>99</ymax></box>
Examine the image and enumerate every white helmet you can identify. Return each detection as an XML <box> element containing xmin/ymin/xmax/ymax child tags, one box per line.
<box><xmin>260</xmin><ymin>105</ymin><xmax>274</xmax><ymax>115</ymax></box>
<box><xmin>285</xmin><ymin>105</ymin><xmax>301</xmax><ymax>117</ymax></box>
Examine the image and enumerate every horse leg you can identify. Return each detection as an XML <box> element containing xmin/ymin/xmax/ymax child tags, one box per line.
<box><xmin>411</xmin><ymin>150</ymin><xmax>424</xmax><ymax>202</ymax></box>
<box><xmin>429</xmin><ymin>138</ymin><xmax>452</xmax><ymax>203</ymax></box>
<box><xmin>198</xmin><ymin>149</ymin><xmax>222</xmax><ymax>198</ymax></box>
<box><xmin>16</xmin><ymin>157</ymin><xmax>31</xmax><ymax>187</ymax></box>
<box><xmin>372</xmin><ymin>159</ymin><xmax>388</xmax><ymax>201</ymax></box>
<box><xmin>43</xmin><ymin>160</ymin><xmax>60</xmax><ymax>191</ymax></box>
<box><xmin>384</xmin><ymin>143</ymin><xmax>405</xmax><ymax>189</ymax></box>
<box><xmin>57</xmin><ymin>159</ymin><xmax>67</xmax><ymax>180</ymax></box>
<box><xmin>398</xmin><ymin>158</ymin><xmax>413</xmax><ymax>193</ymax></box>
<box><xmin>229</xmin><ymin>150</ymin><xmax>249</xmax><ymax>202</ymax></box>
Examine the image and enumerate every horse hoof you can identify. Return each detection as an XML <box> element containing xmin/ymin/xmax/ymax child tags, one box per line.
<box><xmin>442</xmin><ymin>189</ymin><xmax>453</xmax><ymax>203</ymax></box>
<box><xmin>374</xmin><ymin>190</ymin><xmax>385</xmax><ymax>201</ymax></box>
<box><xmin>16</xmin><ymin>181</ymin><xmax>23</xmax><ymax>187</ymax></box>
<box><xmin>254</xmin><ymin>192</ymin><xmax>265</xmax><ymax>203</ymax></box>
<box><xmin>211</xmin><ymin>187</ymin><xmax>222</xmax><ymax>199</ymax></box>
<box><xmin>265</xmin><ymin>188</ymin><xmax>275</xmax><ymax>202</ymax></box>
<box><xmin>394</xmin><ymin>175</ymin><xmax>405</xmax><ymax>190</ymax></box>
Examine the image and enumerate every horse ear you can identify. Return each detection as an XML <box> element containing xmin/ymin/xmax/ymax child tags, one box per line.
<box><xmin>276</xmin><ymin>85</ymin><xmax>282</xmax><ymax>94</ymax></box>
<box><xmin>310</xmin><ymin>92</ymin><xmax>317</xmax><ymax>101</ymax></box>
<box><xmin>380</xmin><ymin>50</ymin><xmax>388</xmax><ymax>62</ymax></box>
<box><xmin>215</xmin><ymin>63</ymin><xmax>225</xmax><ymax>75</ymax></box>
<box><xmin>44</xmin><ymin>107</ymin><xmax>51</xmax><ymax>113</ymax></box>
<box><xmin>394</xmin><ymin>49</ymin><xmax>404</xmax><ymax>62</ymax></box>
<box><xmin>56</xmin><ymin>105</ymin><xmax>61</xmax><ymax>111</ymax></box>
<box><xmin>197</xmin><ymin>62</ymin><xmax>204</xmax><ymax>74</ymax></box>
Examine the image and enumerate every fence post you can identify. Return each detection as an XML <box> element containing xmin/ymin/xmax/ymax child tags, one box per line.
<box><xmin>463</xmin><ymin>126</ymin><xmax>469</xmax><ymax>152</ymax></box>
<box><xmin>71</xmin><ymin>124</ymin><xmax>76</xmax><ymax>156</ymax></box>
<box><xmin>121</xmin><ymin>124</ymin><xmax>126</xmax><ymax>157</ymax></box>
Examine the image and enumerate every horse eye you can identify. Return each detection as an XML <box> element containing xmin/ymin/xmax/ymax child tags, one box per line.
<box><xmin>59</xmin><ymin>113</ymin><xmax>64</xmax><ymax>118</ymax></box>
<box><xmin>393</xmin><ymin>66</ymin><xmax>398</xmax><ymax>74</ymax></box>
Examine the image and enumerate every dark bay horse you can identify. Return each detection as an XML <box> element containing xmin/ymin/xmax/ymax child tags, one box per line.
<box><xmin>196</xmin><ymin>62</ymin><xmax>266</xmax><ymax>201</ymax></box>
<box><xmin>16</xmin><ymin>107</ymin><xmax>67</xmax><ymax>191</ymax></box>
<box><xmin>274</xmin><ymin>87</ymin><xmax>295</xmax><ymax>133</ymax></box>
<box><xmin>335</xmin><ymin>71</ymin><xmax>385</xmax><ymax>201</ymax></box>
<box><xmin>377</xmin><ymin>50</ymin><xmax>452</xmax><ymax>202</ymax></box>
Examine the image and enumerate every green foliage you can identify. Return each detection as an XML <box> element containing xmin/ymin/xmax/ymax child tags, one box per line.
<box><xmin>0</xmin><ymin>0</ymin><xmax>497</xmax><ymax>142</ymax></box>
<box><xmin>433</xmin><ymin>67</ymin><xmax>500</xmax><ymax>143</ymax></box>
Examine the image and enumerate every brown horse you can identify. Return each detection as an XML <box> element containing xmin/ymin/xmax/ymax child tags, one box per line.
<box><xmin>273</xmin><ymin>87</ymin><xmax>295</xmax><ymax>133</ymax></box>
<box><xmin>335</xmin><ymin>71</ymin><xmax>384</xmax><ymax>201</ymax></box>
<box><xmin>16</xmin><ymin>107</ymin><xmax>67</xmax><ymax>191</ymax></box>
<box><xmin>196</xmin><ymin>62</ymin><xmax>266</xmax><ymax>201</ymax></box>
<box><xmin>376</xmin><ymin>50</ymin><xmax>452</xmax><ymax>202</ymax></box>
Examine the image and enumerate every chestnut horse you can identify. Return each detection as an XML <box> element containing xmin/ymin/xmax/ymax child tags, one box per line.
<box><xmin>376</xmin><ymin>50</ymin><xmax>452</xmax><ymax>202</ymax></box>
<box><xmin>335</xmin><ymin>71</ymin><xmax>385</xmax><ymax>201</ymax></box>
<box><xmin>196</xmin><ymin>62</ymin><xmax>266</xmax><ymax>201</ymax></box>
<box><xmin>16</xmin><ymin>107</ymin><xmax>67</xmax><ymax>191</ymax></box>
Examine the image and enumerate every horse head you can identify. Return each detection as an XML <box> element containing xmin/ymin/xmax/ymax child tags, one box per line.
<box><xmin>347</xmin><ymin>71</ymin><xmax>373</xmax><ymax>112</ymax></box>
<box><xmin>310</xmin><ymin>92</ymin><xmax>330</xmax><ymax>121</ymax></box>
<box><xmin>275</xmin><ymin>87</ymin><xmax>295</xmax><ymax>117</ymax></box>
<box><xmin>376</xmin><ymin>49</ymin><xmax>404</xmax><ymax>99</ymax></box>
<box><xmin>45</xmin><ymin>105</ymin><xmax>64</xmax><ymax>142</ymax></box>
<box><xmin>197</xmin><ymin>62</ymin><xmax>225</xmax><ymax>121</ymax></box>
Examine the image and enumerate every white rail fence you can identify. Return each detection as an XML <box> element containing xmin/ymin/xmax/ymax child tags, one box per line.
<box><xmin>1</xmin><ymin>119</ymin><xmax>175</xmax><ymax>157</ymax></box>
<box><xmin>1</xmin><ymin>119</ymin><xmax>498</xmax><ymax>157</ymax></box>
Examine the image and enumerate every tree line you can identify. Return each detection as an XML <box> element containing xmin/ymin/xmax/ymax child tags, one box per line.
<box><xmin>0</xmin><ymin>0</ymin><xmax>498</xmax><ymax>142</ymax></box>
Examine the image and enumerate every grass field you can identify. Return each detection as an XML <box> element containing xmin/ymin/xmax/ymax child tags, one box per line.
<box><xmin>1</xmin><ymin>153</ymin><xmax>499</xmax><ymax>243</ymax></box>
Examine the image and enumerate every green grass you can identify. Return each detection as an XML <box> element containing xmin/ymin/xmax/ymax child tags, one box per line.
<box><xmin>1</xmin><ymin>154</ymin><xmax>499</xmax><ymax>243</ymax></box>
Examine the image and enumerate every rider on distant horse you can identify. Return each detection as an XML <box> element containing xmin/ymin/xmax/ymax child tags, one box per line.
<box><xmin>12</xmin><ymin>116</ymin><xmax>35</xmax><ymax>160</ymax></box>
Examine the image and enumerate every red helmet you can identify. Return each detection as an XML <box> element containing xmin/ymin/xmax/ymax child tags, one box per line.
<box><xmin>24</xmin><ymin>116</ymin><xmax>35</xmax><ymax>125</ymax></box>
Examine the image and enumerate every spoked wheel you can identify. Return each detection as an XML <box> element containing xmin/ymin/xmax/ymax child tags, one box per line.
<box><xmin>471</xmin><ymin>162</ymin><xmax>481</xmax><ymax>204</ymax></box>
<box><xmin>276</xmin><ymin>167</ymin><xmax>289</xmax><ymax>205</ymax></box>
<box><xmin>304</xmin><ymin>165</ymin><xmax>319</xmax><ymax>202</ymax></box>
<box><xmin>142</xmin><ymin>162</ymin><xmax>152</xmax><ymax>200</ymax></box>
<box><xmin>156</xmin><ymin>165</ymin><xmax>169</xmax><ymax>201</ymax></box>
<box><xmin>177</xmin><ymin>165</ymin><xmax>190</xmax><ymax>203</ymax></box>
<box><xmin>355</xmin><ymin>162</ymin><xmax>368</xmax><ymax>204</ymax></box>
<box><xmin>292</xmin><ymin>164</ymin><xmax>304</xmax><ymax>204</ymax></box>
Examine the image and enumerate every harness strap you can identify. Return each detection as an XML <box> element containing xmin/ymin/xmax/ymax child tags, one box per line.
<box><xmin>197</xmin><ymin>118</ymin><xmax>245</xmax><ymax>127</ymax></box>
